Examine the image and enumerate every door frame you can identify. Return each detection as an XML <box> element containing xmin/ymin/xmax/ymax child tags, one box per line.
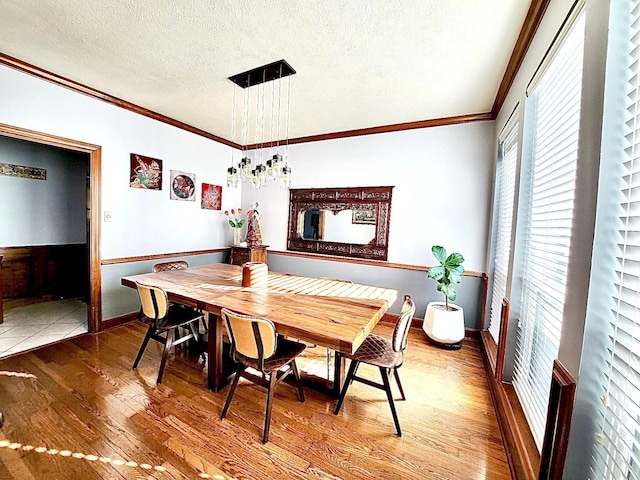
<box><xmin>0</xmin><ymin>122</ymin><xmax>102</xmax><ymax>333</ymax></box>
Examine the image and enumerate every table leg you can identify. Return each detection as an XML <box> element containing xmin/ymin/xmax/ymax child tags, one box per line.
<box><xmin>207</xmin><ymin>313</ymin><xmax>237</xmax><ymax>392</ymax></box>
<box><xmin>207</xmin><ymin>313</ymin><xmax>224</xmax><ymax>392</ymax></box>
<box><xmin>292</xmin><ymin>349</ymin><xmax>347</xmax><ymax>397</ymax></box>
<box><xmin>331</xmin><ymin>352</ymin><xmax>347</xmax><ymax>397</ymax></box>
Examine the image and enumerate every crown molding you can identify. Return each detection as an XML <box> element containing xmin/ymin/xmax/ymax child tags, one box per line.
<box><xmin>0</xmin><ymin>0</ymin><xmax>548</xmax><ymax>148</ymax></box>
<box><xmin>0</xmin><ymin>52</ymin><xmax>241</xmax><ymax>149</ymax></box>
<box><xmin>491</xmin><ymin>0</ymin><xmax>551</xmax><ymax>117</ymax></box>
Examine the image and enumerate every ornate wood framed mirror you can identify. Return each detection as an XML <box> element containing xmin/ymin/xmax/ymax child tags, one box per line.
<box><xmin>287</xmin><ymin>186</ymin><xmax>393</xmax><ymax>260</ymax></box>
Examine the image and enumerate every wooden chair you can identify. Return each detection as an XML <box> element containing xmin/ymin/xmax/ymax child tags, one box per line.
<box><xmin>334</xmin><ymin>294</ymin><xmax>416</xmax><ymax>436</ymax></box>
<box><xmin>152</xmin><ymin>260</ymin><xmax>207</xmax><ymax>337</ymax></box>
<box><xmin>220</xmin><ymin>308</ymin><xmax>306</xmax><ymax>444</ymax></box>
<box><xmin>152</xmin><ymin>260</ymin><xmax>189</xmax><ymax>272</ymax></box>
<box><xmin>132</xmin><ymin>282</ymin><xmax>205</xmax><ymax>384</ymax></box>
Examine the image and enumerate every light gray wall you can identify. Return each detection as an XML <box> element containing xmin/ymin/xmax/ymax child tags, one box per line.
<box><xmin>0</xmin><ymin>135</ymin><xmax>88</xmax><ymax>246</ymax></box>
<box><xmin>101</xmin><ymin>252</ymin><xmax>227</xmax><ymax>320</ymax></box>
<box><xmin>268</xmin><ymin>253</ymin><xmax>485</xmax><ymax>329</ymax></box>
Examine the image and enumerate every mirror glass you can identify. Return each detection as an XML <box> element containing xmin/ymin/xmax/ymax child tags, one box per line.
<box><xmin>287</xmin><ymin>186</ymin><xmax>393</xmax><ymax>261</ymax></box>
<box><xmin>300</xmin><ymin>209</ymin><xmax>376</xmax><ymax>244</ymax></box>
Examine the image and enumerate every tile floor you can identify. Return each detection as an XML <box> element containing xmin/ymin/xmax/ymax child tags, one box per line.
<box><xmin>0</xmin><ymin>299</ymin><xmax>88</xmax><ymax>358</ymax></box>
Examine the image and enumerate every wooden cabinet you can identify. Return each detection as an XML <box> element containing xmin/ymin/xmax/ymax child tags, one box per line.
<box><xmin>229</xmin><ymin>246</ymin><xmax>268</xmax><ymax>266</ymax></box>
<box><xmin>0</xmin><ymin>256</ymin><xmax>3</xmax><ymax>324</ymax></box>
<box><xmin>0</xmin><ymin>245</ymin><xmax>88</xmax><ymax>302</ymax></box>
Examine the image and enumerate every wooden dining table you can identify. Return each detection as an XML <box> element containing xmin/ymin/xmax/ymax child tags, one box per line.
<box><xmin>121</xmin><ymin>263</ymin><xmax>397</xmax><ymax>394</ymax></box>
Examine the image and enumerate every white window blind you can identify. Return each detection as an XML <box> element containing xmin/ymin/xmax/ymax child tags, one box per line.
<box><xmin>488</xmin><ymin>121</ymin><xmax>519</xmax><ymax>342</ymax></box>
<box><xmin>512</xmin><ymin>10</ymin><xmax>585</xmax><ymax>450</ymax></box>
<box><xmin>591</xmin><ymin>0</ymin><xmax>640</xmax><ymax>477</ymax></box>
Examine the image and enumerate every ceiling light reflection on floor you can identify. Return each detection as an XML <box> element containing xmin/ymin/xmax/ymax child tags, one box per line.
<box><xmin>0</xmin><ymin>439</ymin><xmax>231</xmax><ymax>476</ymax></box>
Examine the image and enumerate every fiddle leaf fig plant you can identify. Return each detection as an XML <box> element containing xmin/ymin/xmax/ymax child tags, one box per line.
<box><xmin>427</xmin><ymin>245</ymin><xmax>465</xmax><ymax>309</ymax></box>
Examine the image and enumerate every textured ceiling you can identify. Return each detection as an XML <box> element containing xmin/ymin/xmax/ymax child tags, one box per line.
<box><xmin>0</xmin><ymin>0</ymin><xmax>531</xmax><ymax>143</ymax></box>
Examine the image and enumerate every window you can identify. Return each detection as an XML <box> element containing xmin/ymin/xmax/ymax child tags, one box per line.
<box><xmin>511</xmin><ymin>10</ymin><xmax>585</xmax><ymax>449</ymax></box>
<box><xmin>589</xmin><ymin>0</ymin><xmax>640</xmax><ymax>477</ymax></box>
<box><xmin>488</xmin><ymin>120</ymin><xmax>519</xmax><ymax>343</ymax></box>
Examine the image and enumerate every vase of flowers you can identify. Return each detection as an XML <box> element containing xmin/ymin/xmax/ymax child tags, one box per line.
<box><xmin>225</xmin><ymin>208</ymin><xmax>245</xmax><ymax>246</ymax></box>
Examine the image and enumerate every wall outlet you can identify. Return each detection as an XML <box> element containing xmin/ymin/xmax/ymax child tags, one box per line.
<box><xmin>104</xmin><ymin>211</ymin><xmax>113</xmax><ymax>222</ymax></box>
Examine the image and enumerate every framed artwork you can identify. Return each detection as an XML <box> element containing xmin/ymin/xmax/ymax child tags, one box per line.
<box><xmin>201</xmin><ymin>183</ymin><xmax>222</xmax><ymax>210</ymax></box>
<box><xmin>130</xmin><ymin>153</ymin><xmax>162</xmax><ymax>190</ymax></box>
<box><xmin>352</xmin><ymin>208</ymin><xmax>376</xmax><ymax>225</ymax></box>
<box><xmin>0</xmin><ymin>162</ymin><xmax>46</xmax><ymax>180</ymax></box>
<box><xmin>170</xmin><ymin>169</ymin><xmax>196</xmax><ymax>201</ymax></box>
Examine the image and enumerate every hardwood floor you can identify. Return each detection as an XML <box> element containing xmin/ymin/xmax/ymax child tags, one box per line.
<box><xmin>0</xmin><ymin>322</ymin><xmax>510</xmax><ymax>479</ymax></box>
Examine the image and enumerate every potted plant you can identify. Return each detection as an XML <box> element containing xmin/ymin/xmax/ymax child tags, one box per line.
<box><xmin>422</xmin><ymin>245</ymin><xmax>465</xmax><ymax>349</ymax></box>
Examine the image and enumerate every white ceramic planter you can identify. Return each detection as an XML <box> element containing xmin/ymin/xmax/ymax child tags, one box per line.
<box><xmin>422</xmin><ymin>301</ymin><xmax>465</xmax><ymax>349</ymax></box>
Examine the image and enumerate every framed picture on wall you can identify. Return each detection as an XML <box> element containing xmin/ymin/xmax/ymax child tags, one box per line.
<box><xmin>352</xmin><ymin>208</ymin><xmax>376</xmax><ymax>224</ymax></box>
<box><xmin>170</xmin><ymin>170</ymin><xmax>196</xmax><ymax>201</ymax></box>
<box><xmin>201</xmin><ymin>183</ymin><xmax>222</xmax><ymax>210</ymax></box>
<box><xmin>0</xmin><ymin>163</ymin><xmax>46</xmax><ymax>180</ymax></box>
<box><xmin>129</xmin><ymin>153</ymin><xmax>162</xmax><ymax>190</ymax></box>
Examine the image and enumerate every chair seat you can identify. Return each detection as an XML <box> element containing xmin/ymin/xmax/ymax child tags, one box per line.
<box><xmin>343</xmin><ymin>333</ymin><xmax>401</xmax><ymax>369</ymax></box>
<box><xmin>142</xmin><ymin>304</ymin><xmax>203</xmax><ymax>330</ymax></box>
<box><xmin>334</xmin><ymin>295</ymin><xmax>416</xmax><ymax>437</ymax></box>
<box><xmin>236</xmin><ymin>338</ymin><xmax>306</xmax><ymax>372</ymax></box>
<box><xmin>220</xmin><ymin>308</ymin><xmax>306</xmax><ymax>443</ymax></box>
<box><xmin>133</xmin><ymin>282</ymin><xmax>205</xmax><ymax>384</ymax></box>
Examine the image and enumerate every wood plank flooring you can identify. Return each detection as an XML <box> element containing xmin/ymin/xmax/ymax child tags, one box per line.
<box><xmin>0</xmin><ymin>322</ymin><xmax>510</xmax><ymax>479</ymax></box>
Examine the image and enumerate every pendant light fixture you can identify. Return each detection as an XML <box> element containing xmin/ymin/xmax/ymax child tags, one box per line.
<box><xmin>226</xmin><ymin>84</ymin><xmax>238</xmax><ymax>188</ymax></box>
<box><xmin>227</xmin><ymin>60</ymin><xmax>295</xmax><ymax>189</ymax></box>
<box><xmin>281</xmin><ymin>73</ymin><xmax>292</xmax><ymax>189</ymax></box>
<box><xmin>239</xmin><ymin>78</ymin><xmax>251</xmax><ymax>183</ymax></box>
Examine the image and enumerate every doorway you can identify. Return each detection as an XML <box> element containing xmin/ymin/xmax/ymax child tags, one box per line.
<box><xmin>0</xmin><ymin>123</ymin><xmax>102</xmax><ymax>345</ymax></box>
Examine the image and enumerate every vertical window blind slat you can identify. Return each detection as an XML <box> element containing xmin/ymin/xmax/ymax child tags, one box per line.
<box><xmin>512</xmin><ymin>11</ymin><xmax>586</xmax><ymax>450</ymax></box>
<box><xmin>592</xmin><ymin>0</ymin><xmax>640</xmax><ymax>478</ymax></box>
<box><xmin>488</xmin><ymin>122</ymin><xmax>519</xmax><ymax>342</ymax></box>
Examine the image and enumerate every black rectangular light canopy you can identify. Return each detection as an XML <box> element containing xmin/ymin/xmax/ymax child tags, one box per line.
<box><xmin>228</xmin><ymin>59</ymin><xmax>296</xmax><ymax>89</ymax></box>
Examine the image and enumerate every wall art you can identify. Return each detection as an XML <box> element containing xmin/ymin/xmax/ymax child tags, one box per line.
<box><xmin>0</xmin><ymin>162</ymin><xmax>46</xmax><ymax>180</ymax></box>
<box><xmin>201</xmin><ymin>183</ymin><xmax>222</xmax><ymax>210</ymax></box>
<box><xmin>129</xmin><ymin>153</ymin><xmax>162</xmax><ymax>190</ymax></box>
<box><xmin>170</xmin><ymin>169</ymin><xmax>196</xmax><ymax>201</ymax></box>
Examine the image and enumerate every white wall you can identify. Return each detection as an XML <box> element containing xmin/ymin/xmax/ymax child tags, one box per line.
<box><xmin>0</xmin><ymin>64</ymin><xmax>241</xmax><ymax>259</ymax></box>
<box><xmin>0</xmin><ymin>136</ymin><xmax>87</xmax><ymax>245</ymax></box>
<box><xmin>242</xmin><ymin>122</ymin><xmax>496</xmax><ymax>271</ymax></box>
<box><xmin>0</xmin><ymin>61</ymin><xmax>496</xmax><ymax>322</ymax></box>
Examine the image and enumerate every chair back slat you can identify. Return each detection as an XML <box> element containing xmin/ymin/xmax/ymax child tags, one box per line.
<box><xmin>136</xmin><ymin>283</ymin><xmax>169</xmax><ymax>320</ymax></box>
<box><xmin>222</xmin><ymin>309</ymin><xmax>277</xmax><ymax>362</ymax></box>
<box><xmin>392</xmin><ymin>294</ymin><xmax>416</xmax><ymax>353</ymax></box>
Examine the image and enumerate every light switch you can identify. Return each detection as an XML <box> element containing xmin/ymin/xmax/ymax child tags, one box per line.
<box><xmin>104</xmin><ymin>211</ymin><xmax>113</xmax><ymax>222</ymax></box>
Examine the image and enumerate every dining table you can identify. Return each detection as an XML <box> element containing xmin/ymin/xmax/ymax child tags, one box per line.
<box><xmin>121</xmin><ymin>263</ymin><xmax>397</xmax><ymax>395</ymax></box>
